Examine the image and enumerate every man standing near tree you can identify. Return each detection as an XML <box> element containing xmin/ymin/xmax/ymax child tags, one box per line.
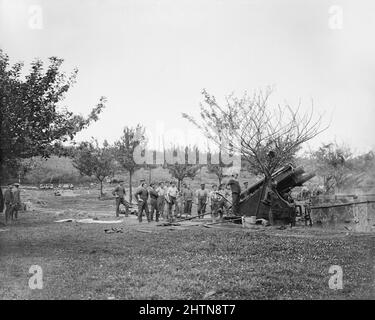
<box><xmin>166</xmin><ymin>181</ymin><xmax>178</xmax><ymax>222</ymax></box>
<box><xmin>135</xmin><ymin>182</ymin><xmax>150</xmax><ymax>223</ymax></box>
<box><xmin>12</xmin><ymin>183</ymin><xmax>21</xmax><ymax>220</ymax></box>
<box><xmin>3</xmin><ymin>183</ymin><xmax>14</xmax><ymax>224</ymax></box>
<box><xmin>156</xmin><ymin>181</ymin><xmax>166</xmax><ymax>220</ymax></box>
<box><xmin>182</xmin><ymin>183</ymin><xmax>194</xmax><ymax>218</ymax></box>
<box><xmin>112</xmin><ymin>181</ymin><xmax>129</xmax><ymax>217</ymax></box>
<box><xmin>196</xmin><ymin>183</ymin><xmax>209</xmax><ymax>219</ymax></box>
<box><xmin>227</xmin><ymin>173</ymin><xmax>241</xmax><ymax>215</ymax></box>
<box><xmin>209</xmin><ymin>184</ymin><xmax>220</xmax><ymax>221</ymax></box>
<box><xmin>217</xmin><ymin>183</ymin><xmax>228</xmax><ymax>219</ymax></box>
<box><xmin>149</xmin><ymin>182</ymin><xmax>159</xmax><ymax>222</ymax></box>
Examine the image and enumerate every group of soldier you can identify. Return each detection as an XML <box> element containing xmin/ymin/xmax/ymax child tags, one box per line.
<box><xmin>0</xmin><ymin>182</ymin><xmax>22</xmax><ymax>225</ymax></box>
<box><xmin>0</xmin><ymin>174</ymin><xmax>245</xmax><ymax>225</ymax></box>
<box><xmin>112</xmin><ymin>173</ymin><xmax>244</xmax><ymax>223</ymax></box>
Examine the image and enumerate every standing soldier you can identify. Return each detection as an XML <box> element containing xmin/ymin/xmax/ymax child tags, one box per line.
<box><xmin>166</xmin><ymin>181</ymin><xmax>178</xmax><ymax>222</ymax></box>
<box><xmin>175</xmin><ymin>187</ymin><xmax>184</xmax><ymax>219</ymax></box>
<box><xmin>135</xmin><ymin>182</ymin><xmax>150</xmax><ymax>223</ymax></box>
<box><xmin>112</xmin><ymin>181</ymin><xmax>129</xmax><ymax>217</ymax></box>
<box><xmin>209</xmin><ymin>184</ymin><xmax>220</xmax><ymax>221</ymax></box>
<box><xmin>12</xmin><ymin>183</ymin><xmax>21</xmax><ymax>220</ymax></box>
<box><xmin>182</xmin><ymin>183</ymin><xmax>194</xmax><ymax>218</ymax></box>
<box><xmin>217</xmin><ymin>183</ymin><xmax>227</xmax><ymax>219</ymax></box>
<box><xmin>149</xmin><ymin>182</ymin><xmax>159</xmax><ymax>222</ymax></box>
<box><xmin>227</xmin><ymin>173</ymin><xmax>241</xmax><ymax>215</ymax></box>
<box><xmin>156</xmin><ymin>181</ymin><xmax>166</xmax><ymax>220</ymax></box>
<box><xmin>196</xmin><ymin>183</ymin><xmax>209</xmax><ymax>219</ymax></box>
<box><xmin>4</xmin><ymin>183</ymin><xmax>14</xmax><ymax>224</ymax></box>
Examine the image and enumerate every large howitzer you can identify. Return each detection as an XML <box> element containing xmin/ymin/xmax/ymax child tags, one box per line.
<box><xmin>239</xmin><ymin>164</ymin><xmax>315</xmax><ymax>224</ymax></box>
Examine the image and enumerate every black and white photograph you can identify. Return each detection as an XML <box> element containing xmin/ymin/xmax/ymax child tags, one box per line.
<box><xmin>0</xmin><ymin>0</ymin><xmax>374</xmax><ymax>305</ymax></box>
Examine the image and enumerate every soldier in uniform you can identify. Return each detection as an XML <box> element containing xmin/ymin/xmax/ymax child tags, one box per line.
<box><xmin>12</xmin><ymin>183</ymin><xmax>21</xmax><ymax>220</ymax></box>
<box><xmin>4</xmin><ymin>183</ymin><xmax>14</xmax><ymax>224</ymax></box>
<box><xmin>209</xmin><ymin>184</ymin><xmax>220</xmax><ymax>221</ymax></box>
<box><xmin>196</xmin><ymin>183</ymin><xmax>208</xmax><ymax>219</ymax></box>
<box><xmin>149</xmin><ymin>182</ymin><xmax>159</xmax><ymax>222</ymax></box>
<box><xmin>166</xmin><ymin>181</ymin><xmax>179</xmax><ymax>222</ymax></box>
<box><xmin>217</xmin><ymin>183</ymin><xmax>228</xmax><ymax>219</ymax></box>
<box><xmin>112</xmin><ymin>181</ymin><xmax>129</xmax><ymax>217</ymax></box>
<box><xmin>182</xmin><ymin>183</ymin><xmax>194</xmax><ymax>218</ymax></box>
<box><xmin>227</xmin><ymin>173</ymin><xmax>241</xmax><ymax>215</ymax></box>
<box><xmin>135</xmin><ymin>182</ymin><xmax>150</xmax><ymax>222</ymax></box>
<box><xmin>156</xmin><ymin>181</ymin><xmax>166</xmax><ymax>220</ymax></box>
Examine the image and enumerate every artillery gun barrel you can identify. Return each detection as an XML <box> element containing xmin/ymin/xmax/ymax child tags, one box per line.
<box><xmin>294</xmin><ymin>173</ymin><xmax>316</xmax><ymax>187</ymax></box>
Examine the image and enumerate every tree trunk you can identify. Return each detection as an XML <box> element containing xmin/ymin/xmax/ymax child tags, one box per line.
<box><xmin>149</xmin><ymin>166</ymin><xmax>152</xmax><ymax>184</ymax></box>
<box><xmin>0</xmin><ymin>148</ymin><xmax>4</xmax><ymax>213</ymax></box>
<box><xmin>0</xmin><ymin>181</ymin><xmax>3</xmax><ymax>213</ymax></box>
<box><xmin>129</xmin><ymin>171</ymin><xmax>133</xmax><ymax>203</ymax></box>
<box><xmin>0</xmin><ymin>110</ymin><xmax>5</xmax><ymax>212</ymax></box>
<box><xmin>99</xmin><ymin>179</ymin><xmax>103</xmax><ymax>197</ymax></box>
<box><xmin>178</xmin><ymin>179</ymin><xmax>181</xmax><ymax>190</ymax></box>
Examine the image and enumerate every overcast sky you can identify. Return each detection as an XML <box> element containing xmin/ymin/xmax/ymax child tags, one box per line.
<box><xmin>1</xmin><ymin>0</ymin><xmax>374</xmax><ymax>153</ymax></box>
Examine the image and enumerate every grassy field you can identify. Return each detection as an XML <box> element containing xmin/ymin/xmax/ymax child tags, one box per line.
<box><xmin>0</xmin><ymin>188</ymin><xmax>374</xmax><ymax>300</ymax></box>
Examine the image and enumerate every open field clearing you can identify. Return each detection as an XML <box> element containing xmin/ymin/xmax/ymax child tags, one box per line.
<box><xmin>0</xmin><ymin>189</ymin><xmax>374</xmax><ymax>300</ymax></box>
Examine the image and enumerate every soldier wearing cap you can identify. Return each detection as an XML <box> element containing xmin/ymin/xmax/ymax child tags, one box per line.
<box><xmin>216</xmin><ymin>183</ymin><xmax>228</xmax><ymax>219</ymax></box>
<box><xmin>166</xmin><ymin>181</ymin><xmax>179</xmax><ymax>222</ymax></box>
<box><xmin>182</xmin><ymin>183</ymin><xmax>194</xmax><ymax>217</ymax></box>
<box><xmin>149</xmin><ymin>182</ymin><xmax>159</xmax><ymax>222</ymax></box>
<box><xmin>196</xmin><ymin>183</ymin><xmax>209</xmax><ymax>219</ymax></box>
<box><xmin>134</xmin><ymin>179</ymin><xmax>145</xmax><ymax>194</ymax></box>
<box><xmin>12</xmin><ymin>183</ymin><xmax>21</xmax><ymax>220</ymax></box>
<box><xmin>112</xmin><ymin>180</ymin><xmax>129</xmax><ymax>217</ymax></box>
<box><xmin>209</xmin><ymin>184</ymin><xmax>221</xmax><ymax>221</ymax></box>
<box><xmin>156</xmin><ymin>181</ymin><xmax>167</xmax><ymax>219</ymax></box>
<box><xmin>135</xmin><ymin>182</ymin><xmax>150</xmax><ymax>222</ymax></box>
<box><xmin>227</xmin><ymin>173</ymin><xmax>241</xmax><ymax>215</ymax></box>
<box><xmin>4</xmin><ymin>183</ymin><xmax>14</xmax><ymax>224</ymax></box>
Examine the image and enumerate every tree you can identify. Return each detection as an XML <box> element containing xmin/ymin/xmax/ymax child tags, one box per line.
<box><xmin>183</xmin><ymin>87</ymin><xmax>326</xmax><ymax>181</ymax></box>
<box><xmin>183</xmin><ymin>87</ymin><xmax>326</xmax><ymax>217</ymax></box>
<box><xmin>72</xmin><ymin>139</ymin><xmax>115</xmax><ymax>196</ymax></box>
<box><xmin>206</xmin><ymin>164</ymin><xmax>225</xmax><ymax>186</ymax></box>
<box><xmin>167</xmin><ymin>163</ymin><xmax>201</xmax><ymax>190</ymax></box>
<box><xmin>165</xmin><ymin>147</ymin><xmax>201</xmax><ymax>189</ymax></box>
<box><xmin>2</xmin><ymin>158</ymin><xmax>39</xmax><ymax>184</ymax></box>
<box><xmin>0</xmin><ymin>50</ymin><xmax>106</xmax><ymax>187</ymax></box>
<box><xmin>206</xmin><ymin>152</ymin><xmax>231</xmax><ymax>186</ymax></box>
<box><xmin>114</xmin><ymin>125</ymin><xmax>146</xmax><ymax>202</ymax></box>
<box><xmin>312</xmin><ymin>142</ymin><xmax>372</xmax><ymax>193</ymax></box>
